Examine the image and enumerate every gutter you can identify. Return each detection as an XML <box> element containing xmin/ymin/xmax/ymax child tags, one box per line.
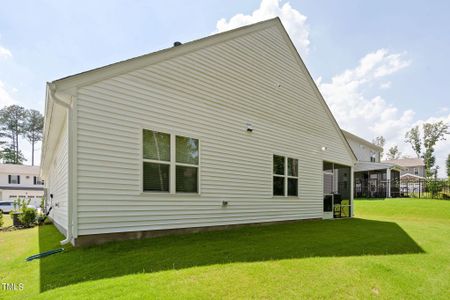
<box><xmin>48</xmin><ymin>83</ymin><xmax>73</xmax><ymax>246</ymax></box>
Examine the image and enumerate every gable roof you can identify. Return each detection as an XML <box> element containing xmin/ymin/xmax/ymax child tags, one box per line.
<box><xmin>354</xmin><ymin>161</ymin><xmax>400</xmax><ymax>172</ymax></box>
<box><xmin>400</xmin><ymin>173</ymin><xmax>425</xmax><ymax>180</ymax></box>
<box><xmin>382</xmin><ymin>158</ymin><xmax>425</xmax><ymax>167</ymax></box>
<box><xmin>44</xmin><ymin>17</ymin><xmax>357</xmax><ymax>164</ymax></box>
<box><xmin>341</xmin><ymin>130</ymin><xmax>383</xmax><ymax>152</ymax></box>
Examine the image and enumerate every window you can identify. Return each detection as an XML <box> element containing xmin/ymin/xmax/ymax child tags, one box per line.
<box><xmin>142</xmin><ymin>129</ymin><xmax>199</xmax><ymax>193</ymax></box>
<box><xmin>273</xmin><ymin>155</ymin><xmax>298</xmax><ymax>197</ymax></box>
<box><xmin>176</xmin><ymin>136</ymin><xmax>199</xmax><ymax>193</ymax></box>
<box><xmin>8</xmin><ymin>175</ymin><xmax>20</xmax><ymax>184</ymax></box>
<box><xmin>34</xmin><ymin>176</ymin><xmax>44</xmax><ymax>185</ymax></box>
<box><xmin>143</xmin><ymin>130</ymin><xmax>170</xmax><ymax>192</ymax></box>
<box><xmin>370</xmin><ymin>151</ymin><xmax>377</xmax><ymax>162</ymax></box>
<box><xmin>414</xmin><ymin>168</ymin><xmax>418</xmax><ymax>175</ymax></box>
<box><xmin>273</xmin><ymin>155</ymin><xmax>285</xmax><ymax>196</ymax></box>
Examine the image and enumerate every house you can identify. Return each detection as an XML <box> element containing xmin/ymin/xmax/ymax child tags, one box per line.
<box><xmin>0</xmin><ymin>164</ymin><xmax>44</xmax><ymax>207</ymax></box>
<box><xmin>382</xmin><ymin>158</ymin><xmax>426</xmax><ymax>178</ymax></box>
<box><xmin>342</xmin><ymin>130</ymin><xmax>401</xmax><ymax>198</ymax></box>
<box><xmin>41</xmin><ymin>18</ymin><xmax>356</xmax><ymax>246</ymax></box>
<box><xmin>383</xmin><ymin>158</ymin><xmax>426</xmax><ymax>195</ymax></box>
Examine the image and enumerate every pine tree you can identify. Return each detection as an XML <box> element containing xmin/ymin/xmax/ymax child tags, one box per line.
<box><xmin>0</xmin><ymin>105</ymin><xmax>27</xmax><ymax>164</ymax></box>
<box><xmin>23</xmin><ymin>109</ymin><xmax>44</xmax><ymax>166</ymax></box>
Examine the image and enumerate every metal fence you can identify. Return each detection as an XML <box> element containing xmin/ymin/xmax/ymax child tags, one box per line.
<box><xmin>400</xmin><ymin>178</ymin><xmax>450</xmax><ymax>199</ymax></box>
<box><xmin>355</xmin><ymin>178</ymin><xmax>450</xmax><ymax>199</ymax></box>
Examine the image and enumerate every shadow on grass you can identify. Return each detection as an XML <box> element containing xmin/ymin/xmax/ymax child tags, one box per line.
<box><xmin>39</xmin><ymin>218</ymin><xmax>423</xmax><ymax>292</ymax></box>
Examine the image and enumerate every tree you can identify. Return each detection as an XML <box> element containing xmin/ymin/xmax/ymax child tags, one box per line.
<box><xmin>405</xmin><ymin>121</ymin><xmax>449</xmax><ymax>177</ymax></box>
<box><xmin>23</xmin><ymin>109</ymin><xmax>44</xmax><ymax>166</ymax></box>
<box><xmin>0</xmin><ymin>145</ymin><xmax>26</xmax><ymax>164</ymax></box>
<box><xmin>386</xmin><ymin>145</ymin><xmax>401</xmax><ymax>160</ymax></box>
<box><xmin>0</xmin><ymin>105</ymin><xmax>27</xmax><ymax>164</ymax></box>
<box><xmin>372</xmin><ymin>136</ymin><xmax>385</xmax><ymax>159</ymax></box>
<box><xmin>405</xmin><ymin>126</ymin><xmax>421</xmax><ymax>158</ymax></box>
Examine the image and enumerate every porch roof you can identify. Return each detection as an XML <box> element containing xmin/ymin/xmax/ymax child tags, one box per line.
<box><xmin>354</xmin><ymin>162</ymin><xmax>401</xmax><ymax>172</ymax></box>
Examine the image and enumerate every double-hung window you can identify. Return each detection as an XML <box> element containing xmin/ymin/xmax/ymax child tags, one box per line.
<box><xmin>34</xmin><ymin>176</ymin><xmax>44</xmax><ymax>185</ymax></box>
<box><xmin>143</xmin><ymin>130</ymin><xmax>171</xmax><ymax>192</ymax></box>
<box><xmin>273</xmin><ymin>155</ymin><xmax>298</xmax><ymax>197</ymax></box>
<box><xmin>8</xmin><ymin>175</ymin><xmax>20</xmax><ymax>184</ymax></box>
<box><xmin>175</xmin><ymin>136</ymin><xmax>199</xmax><ymax>193</ymax></box>
<box><xmin>142</xmin><ymin>129</ymin><xmax>199</xmax><ymax>193</ymax></box>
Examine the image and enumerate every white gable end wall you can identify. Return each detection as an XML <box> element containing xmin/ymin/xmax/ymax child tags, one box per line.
<box><xmin>73</xmin><ymin>24</ymin><xmax>354</xmax><ymax>237</ymax></box>
<box><xmin>346</xmin><ymin>138</ymin><xmax>380</xmax><ymax>162</ymax></box>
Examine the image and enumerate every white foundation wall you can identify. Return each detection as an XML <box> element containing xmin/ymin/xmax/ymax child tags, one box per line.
<box><xmin>74</xmin><ymin>24</ymin><xmax>354</xmax><ymax>236</ymax></box>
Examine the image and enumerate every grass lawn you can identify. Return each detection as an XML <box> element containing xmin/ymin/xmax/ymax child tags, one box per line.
<box><xmin>1</xmin><ymin>198</ymin><xmax>449</xmax><ymax>299</ymax></box>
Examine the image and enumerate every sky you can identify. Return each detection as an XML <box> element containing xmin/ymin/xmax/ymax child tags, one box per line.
<box><xmin>0</xmin><ymin>0</ymin><xmax>449</xmax><ymax>176</ymax></box>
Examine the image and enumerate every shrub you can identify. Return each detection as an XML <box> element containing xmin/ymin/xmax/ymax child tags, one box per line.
<box><xmin>0</xmin><ymin>213</ymin><xmax>3</xmax><ymax>228</ymax></box>
<box><xmin>18</xmin><ymin>207</ymin><xmax>37</xmax><ymax>228</ymax></box>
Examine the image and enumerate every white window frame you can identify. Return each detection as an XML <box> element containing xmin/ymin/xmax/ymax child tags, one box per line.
<box><xmin>273</xmin><ymin>155</ymin><xmax>299</xmax><ymax>197</ymax></box>
<box><xmin>141</xmin><ymin>128</ymin><xmax>200</xmax><ymax>195</ymax></box>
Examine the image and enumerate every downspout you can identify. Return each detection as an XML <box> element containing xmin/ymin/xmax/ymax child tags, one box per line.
<box><xmin>48</xmin><ymin>83</ymin><xmax>73</xmax><ymax>245</ymax></box>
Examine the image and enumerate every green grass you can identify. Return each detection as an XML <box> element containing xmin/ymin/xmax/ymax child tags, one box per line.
<box><xmin>1</xmin><ymin>199</ymin><xmax>449</xmax><ymax>299</ymax></box>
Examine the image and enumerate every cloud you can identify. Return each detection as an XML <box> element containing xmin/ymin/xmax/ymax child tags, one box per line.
<box><xmin>380</xmin><ymin>81</ymin><xmax>391</xmax><ymax>89</ymax></box>
<box><xmin>215</xmin><ymin>0</ymin><xmax>310</xmax><ymax>55</ymax></box>
<box><xmin>0</xmin><ymin>46</ymin><xmax>12</xmax><ymax>59</ymax></box>
<box><xmin>318</xmin><ymin>48</ymin><xmax>450</xmax><ymax>177</ymax></box>
<box><xmin>0</xmin><ymin>80</ymin><xmax>16</xmax><ymax>107</ymax></box>
<box><xmin>318</xmin><ymin>49</ymin><xmax>412</xmax><ymax>139</ymax></box>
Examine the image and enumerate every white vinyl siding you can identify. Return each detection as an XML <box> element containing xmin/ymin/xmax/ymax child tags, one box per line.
<box><xmin>45</xmin><ymin>119</ymin><xmax>69</xmax><ymax>234</ymax></box>
<box><xmin>346</xmin><ymin>138</ymin><xmax>381</xmax><ymax>163</ymax></box>
<box><xmin>73</xmin><ymin>25</ymin><xmax>354</xmax><ymax>235</ymax></box>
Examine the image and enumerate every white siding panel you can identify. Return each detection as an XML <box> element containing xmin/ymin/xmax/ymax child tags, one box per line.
<box><xmin>45</xmin><ymin>119</ymin><xmax>69</xmax><ymax>233</ymax></box>
<box><xmin>75</xmin><ymin>26</ymin><xmax>353</xmax><ymax>235</ymax></box>
<box><xmin>346</xmin><ymin>138</ymin><xmax>380</xmax><ymax>162</ymax></box>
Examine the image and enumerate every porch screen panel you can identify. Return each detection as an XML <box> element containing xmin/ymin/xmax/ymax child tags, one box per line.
<box><xmin>334</xmin><ymin>163</ymin><xmax>351</xmax><ymax>217</ymax></box>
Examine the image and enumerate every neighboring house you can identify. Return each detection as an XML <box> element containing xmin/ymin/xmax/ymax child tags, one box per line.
<box><xmin>382</xmin><ymin>158</ymin><xmax>426</xmax><ymax>178</ymax></box>
<box><xmin>0</xmin><ymin>164</ymin><xmax>44</xmax><ymax>207</ymax></box>
<box><xmin>41</xmin><ymin>18</ymin><xmax>356</xmax><ymax>246</ymax></box>
<box><xmin>382</xmin><ymin>158</ymin><xmax>426</xmax><ymax>195</ymax></box>
<box><xmin>342</xmin><ymin>130</ymin><xmax>401</xmax><ymax>198</ymax></box>
<box><xmin>342</xmin><ymin>130</ymin><xmax>382</xmax><ymax>163</ymax></box>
